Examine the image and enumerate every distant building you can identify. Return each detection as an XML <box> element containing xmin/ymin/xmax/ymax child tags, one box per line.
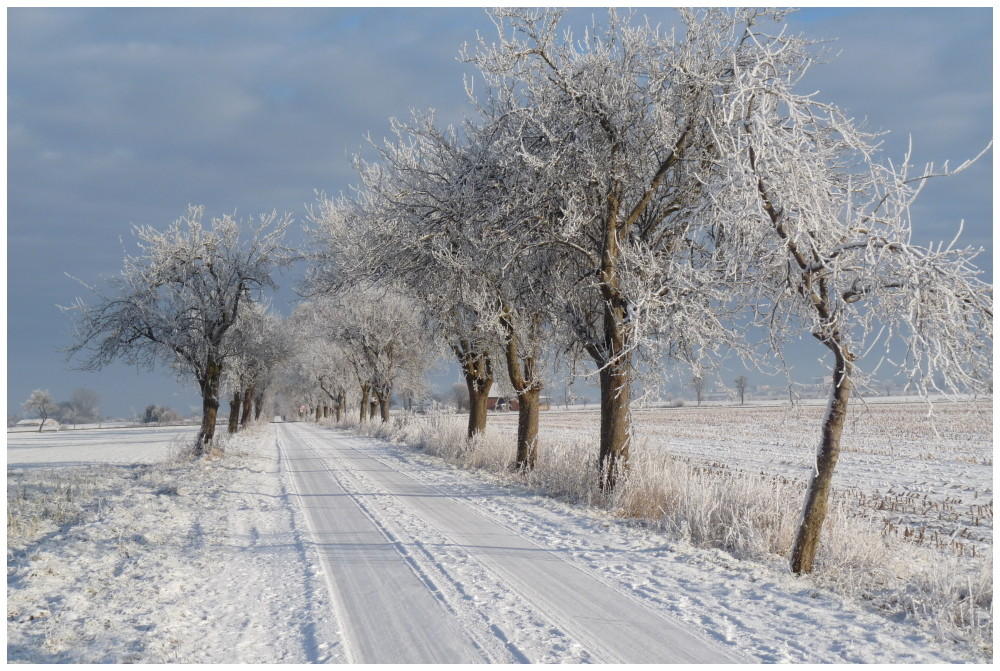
<box><xmin>487</xmin><ymin>395</ymin><xmax>551</xmax><ymax>411</ymax></box>
<box><xmin>487</xmin><ymin>395</ymin><xmax>518</xmax><ymax>411</ymax></box>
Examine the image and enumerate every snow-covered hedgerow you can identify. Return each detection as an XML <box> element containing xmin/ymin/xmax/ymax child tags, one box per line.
<box><xmin>344</xmin><ymin>410</ymin><xmax>992</xmax><ymax>657</ymax></box>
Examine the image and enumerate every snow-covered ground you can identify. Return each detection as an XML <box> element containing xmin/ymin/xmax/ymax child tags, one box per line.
<box><xmin>491</xmin><ymin>400</ymin><xmax>994</xmax><ymax>557</ymax></box>
<box><xmin>6</xmin><ymin>417</ymin><xmax>991</xmax><ymax>663</ymax></box>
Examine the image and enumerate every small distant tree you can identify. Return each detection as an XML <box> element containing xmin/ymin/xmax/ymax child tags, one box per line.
<box><xmin>142</xmin><ymin>405</ymin><xmax>160</xmax><ymax>424</ymax></box>
<box><xmin>691</xmin><ymin>375</ymin><xmax>706</xmax><ymax>406</ymax></box>
<box><xmin>70</xmin><ymin>387</ymin><xmax>101</xmax><ymax>425</ymax></box>
<box><xmin>451</xmin><ymin>382</ymin><xmax>471</xmax><ymax>413</ymax></box>
<box><xmin>734</xmin><ymin>376</ymin><xmax>748</xmax><ymax>406</ymax></box>
<box><xmin>23</xmin><ymin>389</ymin><xmax>57</xmax><ymax>432</ymax></box>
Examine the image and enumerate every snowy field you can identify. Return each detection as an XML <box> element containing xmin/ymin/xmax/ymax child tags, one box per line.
<box><xmin>7</xmin><ymin>425</ymin><xmax>198</xmax><ymax>468</ymax></box>
<box><xmin>490</xmin><ymin>399</ymin><xmax>994</xmax><ymax>558</ymax></box>
<box><xmin>7</xmin><ymin>425</ymin><xmax>343</xmax><ymax>663</ymax></box>
<box><xmin>6</xmin><ymin>412</ymin><xmax>992</xmax><ymax>663</ymax></box>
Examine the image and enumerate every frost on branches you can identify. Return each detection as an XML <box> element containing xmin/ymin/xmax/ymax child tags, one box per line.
<box><xmin>65</xmin><ymin>205</ymin><xmax>293</xmax><ymax>455</ymax></box>
<box><xmin>706</xmin><ymin>19</ymin><xmax>993</xmax><ymax>572</ymax></box>
<box><xmin>299</xmin><ymin>8</ymin><xmax>991</xmax><ymax>575</ymax></box>
<box><xmin>223</xmin><ymin>302</ymin><xmax>290</xmax><ymax>433</ymax></box>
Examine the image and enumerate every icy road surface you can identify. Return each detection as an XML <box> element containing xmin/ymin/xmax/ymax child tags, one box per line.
<box><xmin>279</xmin><ymin>422</ymin><xmax>744</xmax><ymax>664</ymax></box>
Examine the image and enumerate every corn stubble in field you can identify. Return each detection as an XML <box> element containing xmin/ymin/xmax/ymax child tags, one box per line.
<box><xmin>360</xmin><ymin>400</ymin><xmax>992</xmax><ymax>654</ymax></box>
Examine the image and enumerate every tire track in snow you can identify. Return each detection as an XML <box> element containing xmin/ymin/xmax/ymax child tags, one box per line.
<box><xmin>292</xmin><ymin>423</ymin><xmax>745</xmax><ymax>663</ymax></box>
<box><xmin>278</xmin><ymin>425</ymin><xmax>494</xmax><ymax>664</ymax></box>
<box><xmin>295</xmin><ymin>430</ymin><xmax>567</xmax><ymax>663</ymax></box>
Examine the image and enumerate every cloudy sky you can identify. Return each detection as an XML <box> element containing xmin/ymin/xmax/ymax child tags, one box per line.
<box><xmin>7</xmin><ymin>7</ymin><xmax>992</xmax><ymax>419</ymax></box>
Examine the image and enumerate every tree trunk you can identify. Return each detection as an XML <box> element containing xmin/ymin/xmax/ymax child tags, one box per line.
<box><xmin>315</xmin><ymin>404</ymin><xmax>322</xmax><ymax>422</ymax></box>
<box><xmin>359</xmin><ymin>382</ymin><xmax>370</xmax><ymax>422</ymax></box>
<box><xmin>514</xmin><ymin>387</ymin><xmax>541</xmax><ymax>471</ymax></box>
<box><xmin>791</xmin><ymin>342</ymin><xmax>854</xmax><ymax>574</ymax></box>
<box><xmin>598</xmin><ymin>358</ymin><xmax>632</xmax><ymax>492</ymax></box>
<box><xmin>467</xmin><ymin>377</ymin><xmax>492</xmax><ymax>437</ymax></box>
<box><xmin>336</xmin><ymin>392</ymin><xmax>344</xmax><ymax>422</ymax></box>
<box><xmin>501</xmin><ymin>318</ymin><xmax>542</xmax><ymax>472</ymax></box>
<box><xmin>197</xmin><ymin>364</ymin><xmax>222</xmax><ymax>456</ymax></box>
<box><xmin>375</xmin><ymin>385</ymin><xmax>391</xmax><ymax>423</ymax></box>
<box><xmin>455</xmin><ymin>342</ymin><xmax>493</xmax><ymax>439</ymax></box>
<box><xmin>253</xmin><ymin>390</ymin><xmax>264</xmax><ymax>421</ymax></box>
<box><xmin>228</xmin><ymin>391</ymin><xmax>242</xmax><ymax>434</ymax></box>
<box><xmin>240</xmin><ymin>385</ymin><xmax>254</xmax><ymax>427</ymax></box>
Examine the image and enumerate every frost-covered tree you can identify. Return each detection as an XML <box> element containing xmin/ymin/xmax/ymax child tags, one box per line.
<box><xmin>223</xmin><ymin>303</ymin><xmax>289</xmax><ymax>433</ymax></box>
<box><xmin>691</xmin><ymin>375</ymin><xmax>706</xmax><ymax>406</ymax></box>
<box><xmin>307</xmin><ymin>177</ymin><xmax>500</xmax><ymax>437</ymax></box>
<box><xmin>291</xmin><ymin>287</ymin><xmax>435</xmax><ymax>425</ymax></box>
<box><xmin>710</xmin><ymin>20</ymin><xmax>993</xmax><ymax>573</ymax></box>
<box><xmin>465</xmin><ymin>8</ymin><xmax>766</xmax><ymax>489</ymax></box>
<box><xmin>287</xmin><ymin>300</ymin><xmax>357</xmax><ymax>423</ymax></box>
<box><xmin>733</xmin><ymin>376</ymin><xmax>748</xmax><ymax>406</ymax></box>
<box><xmin>65</xmin><ymin>205</ymin><xmax>293</xmax><ymax>454</ymax></box>
<box><xmin>70</xmin><ymin>387</ymin><xmax>101</xmax><ymax>425</ymax></box>
<box><xmin>332</xmin><ymin>287</ymin><xmax>433</xmax><ymax>423</ymax></box>
<box><xmin>345</xmin><ymin>108</ymin><xmax>566</xmax><ymax>467</ymax></box>
<box><xmin>22</xmin><ymin>389</ymin><xmax>57</xmax><ymax>432</ymax></box>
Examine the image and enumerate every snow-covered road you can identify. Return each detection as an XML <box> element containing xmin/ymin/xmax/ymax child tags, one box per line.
<box><xmin>279</xmin><ymin>422</ymin><xmax>744</xmax><ymax>664</ymax></box>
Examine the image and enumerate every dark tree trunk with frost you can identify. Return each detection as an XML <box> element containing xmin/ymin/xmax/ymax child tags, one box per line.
<box><xmin>228</xmin><ymin>391</ymin><xmax>242</xmax><ymax>434</ymax></box>
<box><xmin>240</xmin><ymin>385</ymin><xmax>254</xmax><ymax>427</ymax></box>
<box><xmin>466</xmin><ymin>376</ymin><xmax>492</xmax><ymax>437</ymax></box>
<box><xmin>359</xmin><ymin>382</ymin><xmax>370</xmax><ymax>422</ymax></box>
<box><xmin>515</xmin><ymin>387</ymin><xmax>541</xmax><ymax>471</ymax></box>
<box><xmin>375</xmin><ymin>385</ymin><xmax>391</xmax><ymax>422</ymax></box>
<box><xmin>336</xmin><ymin>392</ymin><xmax>345</xmax><ymax>422</ymax></box>
<box><xmin>791</xmin><ymin>338</ymin><xmax>854</xmax><ymax>574</ymax></box>
<box><xmin>597</xmin><ymin>356</ymin><xmax>632</xmax><ymax>492</ymax></box>
<box><xmin>502</xmin><ymin>319</ymin><xmax>542</xmax><ymax>471</ymax></box>
<box><xmin>455</xmin><ymin>341</ymin><xmax>493</xmax><ymax>438</ymax></box>
<box><xmin>196</xmin><ymin>360</ymin><xmax>223</xmax><ymax>455</ymax></box>
<box><xmin>591</xmin><ymin>225</ymin><xmax>635</xmax><ymax>493</ymax></box>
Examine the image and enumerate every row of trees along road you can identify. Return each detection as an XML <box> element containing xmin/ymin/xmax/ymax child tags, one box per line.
<box><xmin>303</xmin><ymin>8</ymin><xmax>991</xmax><ymax>574</ymax></box>
<box><xmin>64</xmin><ymin>9</ymin><xmax>990</xmax><ymax>575</ymax></box>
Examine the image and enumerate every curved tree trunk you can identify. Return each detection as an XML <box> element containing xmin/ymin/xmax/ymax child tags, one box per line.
<box><xmin>502</xmin><ymin>318</ymin><xmax>542</xmax><ymax>472</ymax></box>
<box><xmin>791</xmin><ymin>340</ymin><xmax>854</xmax><ymax>574</ymax></box>
<box><xmin>228</xmin><ymin>391</ymin><xmax>242</xmax><ymax>434</ymax></box>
